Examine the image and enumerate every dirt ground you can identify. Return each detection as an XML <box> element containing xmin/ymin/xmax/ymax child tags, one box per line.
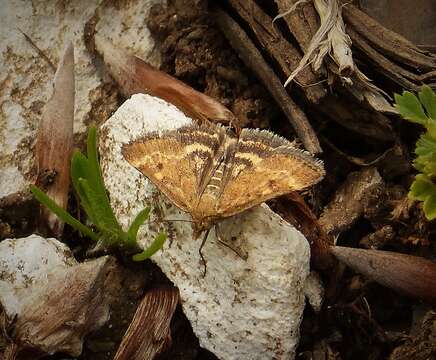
<box><xmin>1</xmin><ymin>0</ymin><xmax>436</xmax><ymax>359</ymax></box>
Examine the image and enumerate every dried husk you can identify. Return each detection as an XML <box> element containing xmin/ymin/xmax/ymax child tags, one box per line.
<box><xmin>0</xmin><ymin>235</ymin><xmax>116</xmax><ymax>358</ymax></box>
<box><xmin>35</xmin><ymin>42</ymin><xmax>75</xmax><ymax>237</ymax></box>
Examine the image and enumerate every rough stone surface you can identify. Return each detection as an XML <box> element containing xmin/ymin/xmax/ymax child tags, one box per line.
<box><xmin>0</xmin><ymin>0</ymin><xmax>161</xmax><ymax>198</ymax></box>
<box><xmin>100</xmin><ymin>94</ymin><xmax>312</xmax><ymax>359</ymax></box>
<box><xmin>0</xmin><ymin>235</ymin><xmax>115</xmax><ymax>356</ymax></box>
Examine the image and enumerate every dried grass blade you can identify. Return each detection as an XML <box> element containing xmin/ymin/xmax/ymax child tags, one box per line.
<box><xmin>114</xmin><ymin>287</ymin><xmax>179</xmax><ymax>360</ymax></box>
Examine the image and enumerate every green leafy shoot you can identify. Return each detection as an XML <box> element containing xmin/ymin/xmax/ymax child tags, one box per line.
<box><xmin>31</xmin><ymin>125</ymin><xmax>167</xmax><ymax>259</ymax></box>
<box><xmin>394</xmin><ymin>85</ymin><xmax>436</xmax><ymax>220</ymax></box>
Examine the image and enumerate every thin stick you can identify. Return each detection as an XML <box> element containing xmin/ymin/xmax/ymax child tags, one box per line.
<box><xmin>215</xmin><ymin>8</ymin><xmax>322</xmax><ymax>154</ymax></box>
<box><xmin>17</xmin><ymin>28</ymin><xmax>56</xmax><ymax>71</ymax></box>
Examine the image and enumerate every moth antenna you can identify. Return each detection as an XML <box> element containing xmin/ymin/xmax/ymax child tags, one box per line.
<box><xmin>161</xmin><ymin>219</ymin><xmax>193</xmax><ymax>223</ymax></box>
<box><xmin>147</xmin><ymin>219</ymin><xmax>193</xmax><ymax>226</ymax></box>
<box><xmin>214</xmin><ymin>225</ymin><xmax>247</xmax><ymax>260</ymax></box>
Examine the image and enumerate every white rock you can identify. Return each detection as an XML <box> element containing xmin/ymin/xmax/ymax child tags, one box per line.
<box><xmin>0</xmin><ymin>235</ymin><xmax>116</xmax><ymax>356</ymax></box>
<box><xmin>100</xmin><ymin>94</ymin><xmax>313</xmax><ymax>359</ymax></box>
<box><xmin>0</xmin><ymin>0</ymin><xmax>161</xmax><ymax>199</ymax></box>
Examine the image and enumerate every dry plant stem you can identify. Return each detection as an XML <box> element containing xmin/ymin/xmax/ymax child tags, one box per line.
<box><xmin>282</xmin><ymin>0</ymin><xmax>354</xmax><ymax>86</ymax></box>
<box><xmin>228</xmin><ymin>0</ymin><xmax>326</xmax><ymax>103</ymax></box>
<box><xmin>344</xmin><ymin>67</ymin><xmax>396</xmax><ymax>114</ymax></box>
<box><xmin>330</xmin><ymin>246</ymin><xmax>436</xmax><ymax>304</ymax></box>
<box><xmin>342</xmin><ymin>4</ymin><xmax>436</xmax><ymax>72</ymax></box>
<box><xmin>94</xmin><ymin>36</ymin><xmax>237</xmax><ymax>128</ymax></box>
<box><xmin>215</xmin><ymin>9</ymin><xmax>322</xmax><ymax>154</ymax></box>
<box><xmin>113</xmin><ymin>287</ymin><xmax>179</xmax><ymax>360</ymax></box>
<box><xmin>312</xmin><ymin>0</ymin><xmax>353</xmax><ymax>74</ymax></box>
<box><xmin>35</xmin><ymin>42</ymin><xmax>74</xmax><ymax>237</ymax></box>
<box><xmin>3</xmin><ymin>343</ymin><xmax>18</xmax><ymax>360</ymax></box>
<box><xmin>275</xmin><ymin>0</ymin><xmax>320</xmax><ymax>52</ymax></box>
<box><xmin>347</xmin><ymin>27</ymin><xmax>424</xmax><ymax>91</ymax></box>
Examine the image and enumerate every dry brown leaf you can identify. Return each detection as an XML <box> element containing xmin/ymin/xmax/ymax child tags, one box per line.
<box><xmin>330</xmin><ymin>246</ymin><xmax>436</xmax><ymax>304</ymax></box>
<box><xmin>94</xmin><ymin>36</ymin><xmax>237</xmax><ymax>129</ymax></box>
<box><xmin>35</xmin><ymin>42</ymin><xmax>75</xmax><ymax>237</ymax></box>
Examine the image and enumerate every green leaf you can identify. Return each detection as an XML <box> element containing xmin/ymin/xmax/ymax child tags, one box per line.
<box><xmin>78</xmin><ymin>178</ymin><xmax>122</xmax><ymax>235</ymax></box>
<box><xmin>409</xmin><ymin>174</ymin><xmax>435</xmax><ymax>201</ymax></box>
<box><xmin>71</xmin><ymin>151</ymin><xmax>95</xmax><ymax>223</ymax></box>
<box><xmin>418</xmin><ymin>85</ymin><xmax>436</xmax><ymax>120</ymax></box>
<box><xmin>30</xmin><ymin>185</ymin><xmax>98</xmax><ymax>241</ymax></box>
<box><xmin>394</xmin><ymin>92</ymin><xmax>428</xmax><ymax>124</ymax></box>
<box><xmin>86</xmin><ymin>126</ymin><xmax>107</xmax><ymax>199</ymax></box>
<box><xmin>132</xmin><ymin>232</ymin><xmax>167</xmax><ymax>261</ymax></box>
<box><xmin>423</xmin><ymin>194</ymin><xmax>436</xmax><ymax>220</ymax></box>
<box><xmin>85</xmin><ymin>127</ymin><xmax>121</xmax><ymax>226</ymax></box>
<box><xmin>127</xmin><ymin>207</ymin><xmax>151</xmax><ymax>246</ymax></box>
<box><xmin>426</xmin><ymin>121</ymin><xmax>436</xmax><ymax>140</ymax></box>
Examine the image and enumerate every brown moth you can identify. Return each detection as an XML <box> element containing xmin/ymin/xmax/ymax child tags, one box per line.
<box><xmin>122</xmin><ymin>123</ymin><xmax>325</xmax><ymax>239</ymax></box>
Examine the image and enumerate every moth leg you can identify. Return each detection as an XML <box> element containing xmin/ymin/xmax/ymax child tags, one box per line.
<box><xmin>214</xmin><ymin>224</ymin><xmax>248</xmax><ymax>261</ymax></box>
<box><xmin>199</xmin><ymin>229</ymin><xmax>211</xmax><ymax>277</ymax></box>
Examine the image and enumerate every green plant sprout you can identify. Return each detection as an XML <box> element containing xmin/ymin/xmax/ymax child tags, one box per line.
<box><xmin>31</xmin><ymin>126</ymin><xmax>167</xmax><ymax>260</ymax></box>
<box><xmin>394</xmin><ymin>85</ymin><xmax>436</xmax><ymax>220</ymax></box>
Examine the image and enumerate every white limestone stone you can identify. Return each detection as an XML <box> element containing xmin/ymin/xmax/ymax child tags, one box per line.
<box><xmin>100</xmin><ymin>94</ymin><xmax>314</xmax><ymax>359</ymax></box>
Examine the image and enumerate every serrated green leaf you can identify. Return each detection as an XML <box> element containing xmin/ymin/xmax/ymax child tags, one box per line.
<box><xmin>423</xmin><ymin>193</ymin><xmax>436</xmax><ymax>220</ymax></box>
<box><xmin>418</xmin><ymin>85</ymin><xmax>436</xmax><ymax>120</ymax></box>
<box><xmin>132</xmin><ymin>232</ymin><xmax>167</xmax><ymax>261</ymax></box>
<box><xmin>409</xmin><ymin>174</ymin><xmax>435</xmax><ymax>201</ymax></box>
<box><xmin>394</xmin><ymin>92</ymin><xmax>428</xmax><ymax>124</ymax></box>
<box><xmin>426</xmin><ymin>121</ymin><xmax>436</xmax><ymax>139</ymax></box>
<box><xmin>415</xmin><ymin>133</ymin><xmax>436</xmax><ymax>156</ymax></box>
<box><xmin>127</xmin><ymin>207</ymin><xmax>151</xmax><ymax>246</ymax></box>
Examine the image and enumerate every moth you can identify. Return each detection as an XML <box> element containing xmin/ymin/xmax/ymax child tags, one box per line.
<box><xmin>122</xmin><ymin>123</ymin><xmax>325</xmax><ymax>240</ymax></box>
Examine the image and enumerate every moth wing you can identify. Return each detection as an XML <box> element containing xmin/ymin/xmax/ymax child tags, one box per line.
<box><xmin>217</xmin><ymin>129</ymin><xmax>325</xmax><ymax>217</ymax></box>
<box><xmin>122</xmin><ymin>124</ymin><xmax>225</xmax><ymax>214</ymax></box>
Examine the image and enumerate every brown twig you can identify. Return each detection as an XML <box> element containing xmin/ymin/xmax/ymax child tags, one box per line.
<box><xmin>215</xmin><ymin>8</ymin><xmax>322</xmax><ymax>154</ymax></box>
<box><xmin>113</xmin><ymin>287</ymin><xmax>179</xmax><ymax>360</ymax></box>
<box><xmin>342</xmin><ymin>4</ymin><xmax>436</xmax><ymax>72</ymax></box>
<box><xmin>274</xmin><ymin>0</ymin><xmax>320</xmax><ymax>53</ymax></box>
<box><xmin>17</xmin><ymin>28</ymin><xmax>56</xmax><ymax>71</ymax></box>
<box><xmin>347</xmin><ymin>27</ymin><xmax>424</xmax><ymax>91</ymax></box>
<box><xmin>228</xmin><ymin>0</ymin><xmax>326</xmax><ymax>103</ymax></box>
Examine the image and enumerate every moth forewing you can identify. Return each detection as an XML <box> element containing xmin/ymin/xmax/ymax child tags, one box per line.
<box><xmin>122</xmin><ymin>123</ymin><xmax>325</xmax><ymax>238</ymax></box>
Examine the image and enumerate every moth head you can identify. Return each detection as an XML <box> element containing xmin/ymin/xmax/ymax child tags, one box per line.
<box><xmin>192</xmin><ymin>219</ymin><xmax>215</xmax><ymax>239</ymax></box>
